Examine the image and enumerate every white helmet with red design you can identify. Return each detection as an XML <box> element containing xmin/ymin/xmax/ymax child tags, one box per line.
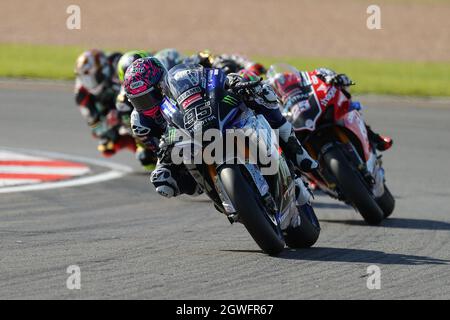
<box><xmin>75</xmin><ymin>49</ymin><xmax>111</xmax><ymax>94</ymax></box>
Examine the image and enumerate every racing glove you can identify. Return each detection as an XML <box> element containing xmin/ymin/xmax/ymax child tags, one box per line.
<box><xmin>316</xmin><ymin>68</ymin><xmax>355</xmax><ymax>87</ymax></box>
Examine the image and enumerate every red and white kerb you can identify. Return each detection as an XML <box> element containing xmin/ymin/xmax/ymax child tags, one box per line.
<box><xmin>0</xmin><ymin>151</ymin><xmax>90</xmax><ymax>187</ymax></box>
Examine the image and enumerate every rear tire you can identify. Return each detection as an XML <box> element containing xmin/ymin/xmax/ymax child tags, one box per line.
<box><xmin>284</xmin><ymin>204</ymin><xmax>320</xmax><ymax>248</ymax></box>
<box><xmin>376</xmin><ymin>184</ymin><xmax>395</xmax><ymax>218</ymax></box>
<box><xmin>219</xmin><ymin>165</ymin><xmax>285</xmax><ymax>256</ymax></box>
<box><xmin>323</xmin><ymin>145</ymin><xmax>384</xmax><ymax>225</ymax></box>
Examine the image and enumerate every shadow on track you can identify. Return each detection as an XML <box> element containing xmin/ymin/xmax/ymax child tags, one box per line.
<box><xmin>222</xmin><ymin>247</ymin><xmax>449</xmax><ymax>266</ymax></box>
<box><xmin>130</xmin><ymin>171</ymin><xmax>152</xmax><ymax>177</ymax></box>
<box><xmin>221</xmin><ymin>249</ymin><xmax>264</xmax><ymax>254</ymax></box>
<box><xmin>278</xmin><ymin>247</ymin><xmax>449</xmax><ymax>265</ymax></box>
<box><xmin>321</xmin><ymin>217</ymin><xmax>450</xmax><ymax>231</ymax></box>
<box><xmin>313</xmin><ymin>202</ymin><xmax>350</xmax><ymax>210</ymax></box>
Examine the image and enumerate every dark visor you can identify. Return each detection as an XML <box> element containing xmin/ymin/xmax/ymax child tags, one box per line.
<box><xmin>129</xmin><ymin>89</ymin><xmax>164</xmax><ymax>112</ymax></box>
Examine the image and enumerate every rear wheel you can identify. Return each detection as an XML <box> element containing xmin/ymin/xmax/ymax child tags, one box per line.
<box><xmin>376</xmin><ymin>184</ymin><xmax>395</xmax><ymax>218</ymax></box>
<box><xmin>323</xmin><ymin>145</ymin><xmax>384</xmax><ymax>225</ymax></box>
<box><xmin>219</xmin><ymin>165</ymin><xmax>285</xmax><ymax>256</ymax></box>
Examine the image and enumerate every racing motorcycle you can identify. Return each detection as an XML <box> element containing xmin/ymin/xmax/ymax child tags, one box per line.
<box><xmin>267</xmin><ymin>64</ymin><xmax>395</xmax><ymax>225</ymax></box>
<box><xmin>159</xmin><ymin>63</ymin><xmax>320</xmax><ymax>255</ymax></box>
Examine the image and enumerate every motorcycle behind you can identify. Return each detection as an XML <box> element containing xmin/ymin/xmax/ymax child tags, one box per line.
<box><xmin>267</xmin><ymin>63</ymin><xmax>395</xmax><ymax>225</ymax></box>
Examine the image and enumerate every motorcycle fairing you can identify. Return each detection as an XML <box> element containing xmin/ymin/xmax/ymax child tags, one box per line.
<box><xmin>289</xmin><ymin>92</ymin><xmax>323</xmax><ymax>132</ymax></box>
<box><xmin>338</xmin><ymin>110</ymin><xmax>372</xmax><ymax>161</ymax></box>
<box><xmin>165</xmin><ymin>64</ymin><xmax>241</xmax><ymax>137</ymax></box>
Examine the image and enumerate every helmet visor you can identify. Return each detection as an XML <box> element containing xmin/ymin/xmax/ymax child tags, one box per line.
<box><xmin>128</xmin><ymin>87</ymin><xmax>164</xmax><ymax>112</ymax></box>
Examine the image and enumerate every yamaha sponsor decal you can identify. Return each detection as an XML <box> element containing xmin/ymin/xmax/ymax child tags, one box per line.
<box><xmin>176</xmin><ymin>86</ymin><xmax>202</xmax><ymax>105</ymax></box>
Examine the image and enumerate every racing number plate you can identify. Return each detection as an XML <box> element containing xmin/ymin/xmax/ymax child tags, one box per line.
<box><xmin>290</xmin><ymin>94</ymin><xmax>322</xmax><ymax>131</ymax></box>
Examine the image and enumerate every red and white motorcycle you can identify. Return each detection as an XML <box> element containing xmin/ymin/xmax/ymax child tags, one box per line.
<box><xmin>267</xmin><ymin>64</ymin><xmax>395</xmax><ymax>225</ymax></box>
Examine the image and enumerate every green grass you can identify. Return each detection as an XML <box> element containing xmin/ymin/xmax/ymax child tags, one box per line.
<box><xmin>1</xmin><ymin>43</ymin><xmax>449</xmax><ymax>97</ymax></box>
<box><xmin>0</xmin><ymin>44</ymin><xmax>85</xmax><ymax>80</ymax></box>
<box><xmin>258</xmin><ymin>57</ymin><xmax>450</xmax><ymax>97</ymax></box>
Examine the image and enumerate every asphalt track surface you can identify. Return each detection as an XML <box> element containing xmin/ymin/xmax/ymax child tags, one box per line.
<box><xmin>0</xmin><ymin>80</ymin><xmax>449</xmax><ymax>299</ymax></box>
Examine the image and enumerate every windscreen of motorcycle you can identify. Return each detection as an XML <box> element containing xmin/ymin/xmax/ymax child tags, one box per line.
<box><xmin>164</xmin><ymin>63</ymin><xmax>221</xmax><ymax>135</ymax></box>
<box><xmin>267</xmin><ymin>63</ymin><xmax>321</xmax><ymax>131</ymax></box>
<box><xmin>267</xmin><ymin>63</ymin><xmax>312</xmax><ymax>106</ymax></box>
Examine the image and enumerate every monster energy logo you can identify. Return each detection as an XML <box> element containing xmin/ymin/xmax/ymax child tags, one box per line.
<box><xmin>222</xmin><ymin>95</ymin><xmax>239</xmax><ymax>106</ymax></box>
<box><xmin>166</xmin><ymin>127</ymin><xmax>178</xmax><ymax>144</ymax></box>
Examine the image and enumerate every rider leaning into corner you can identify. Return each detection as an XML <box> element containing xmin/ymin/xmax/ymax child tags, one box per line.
<box><xmin>128</xmin><ymin>49</ymin><xmax>269</xmax><ymax>159</ymax></box>
<box><xmin>115</xmin><ymin>49</ymin><xmax>184</xmax><ymax>170</ymax></box>
<box><xmin>127</xmin><ymin>49</ymin><xmax>266</xmax><ymax>171</ymax></box>
<box><xmin>74</xmin><ymin>49</ymin><xmax>137</xmax><ymax>157</ymax></box>
<box><xmin>123</xmin><ymin>57</ymin><xmax>319</xmax><ymax>208</ymax></box>
<box><xmin>122</xmin><ymin>48</ymin><xmax>186</xmax><ymax>168</ymax></box>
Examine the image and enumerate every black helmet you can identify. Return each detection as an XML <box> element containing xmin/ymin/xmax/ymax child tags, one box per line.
<box><xmin>212</xmin><ymin>57</ymin><xmax>240</xmax><ymax>75</ymax></box>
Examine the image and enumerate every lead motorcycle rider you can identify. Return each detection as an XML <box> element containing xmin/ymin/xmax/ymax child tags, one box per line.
<box><xmin>123</xmin><ymin>57</ymin><xmax>318</xmax><ymax>200</ymax></box>
<box><xmin>122</xmin><ymin>49</ymin><xmax>186</xmax><ymax>161</ymax></box>
<box><xmin>115</xmin><ymin>49</ymin><xmax>184</xmax><ymax>169</ymax></box>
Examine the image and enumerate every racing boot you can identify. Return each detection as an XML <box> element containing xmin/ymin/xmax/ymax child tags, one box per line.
<box><xmin>278</xmin><ymin>121</ymin><xmax>318</xmax><ymax>172</ymax></box>
<box><xmin>150</xmin><ymin>165</ymin><xmax>181</xmax><ymax>198</ymax></box>
<box><xmin>150</xmin><ymin>164</ymin><xmax>203</xmax><ymax>198</ymax></box>
<box><xmin>150</xmin><ymin>139</ymin><xmax>203</xmax><ymax>198</ymax></box>
<box><xmin>366</xmin><ymin>125</ymin><xmax>393</xmax><ymax>151</ymax></box>
<box><xmin>98</xmin><ymin>139</ymin><xmax>116</xmax><ymax>157</ymax></box>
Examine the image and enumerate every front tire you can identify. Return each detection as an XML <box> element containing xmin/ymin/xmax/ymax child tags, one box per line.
<box><xmin>284</xmin><ymin>204</ymin><xmax>320</xmax><ymax>248</ymax></box>
<box><xmin>376</xmin><ymin>184</ymin><xmax>395</xmax><ymax>218</ymax></box>
<box><xmin>323</xmin><ymin>145</ymin><xmax>384</xmax><ymax>225</ymax></box>
<box><xmin>219</xmin><ymin>165</ymin><xmax>285</xmax><ymax>256</ymax></box>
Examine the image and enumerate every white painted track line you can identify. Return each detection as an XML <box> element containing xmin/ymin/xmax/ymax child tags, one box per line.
<box><xmin>0</xmin><ymin>166</ymin><xmax>90</xmax><ymax>175</ymax></box>
<box><xmin>0</xmin><ymin>147</ymin><xmax>133</xmax><ymax>193</ymax></box>
<box><xmin>0</xmin><ymin>178</ymin><xmax>40</xmax><ymax>187</ymax></box>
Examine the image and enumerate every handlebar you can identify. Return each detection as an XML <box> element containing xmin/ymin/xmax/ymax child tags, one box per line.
<box><xmin>231</xmin><ymin>79</ymin><xmax>262</xmax><ymax>90</ymax></box>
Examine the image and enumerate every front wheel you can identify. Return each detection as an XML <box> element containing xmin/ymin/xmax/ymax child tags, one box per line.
<box><xmin>323</xmin><ymin>145</ymin><xmax>384</xmax><ymax>225</ymax></box>
<box><xmin>376</xmin><ymin>184</ymin><xmax>395</xmax><ymax>218</ymax></box>
<box><xmin>284</xmin><ymin>203</ymin><xmax>320</xmax><ymax>248</ymax></box>
<box><xmin>219</xmin><ymin>165</ymin><xmax>285</xmax><ymax>256</ymax></box>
